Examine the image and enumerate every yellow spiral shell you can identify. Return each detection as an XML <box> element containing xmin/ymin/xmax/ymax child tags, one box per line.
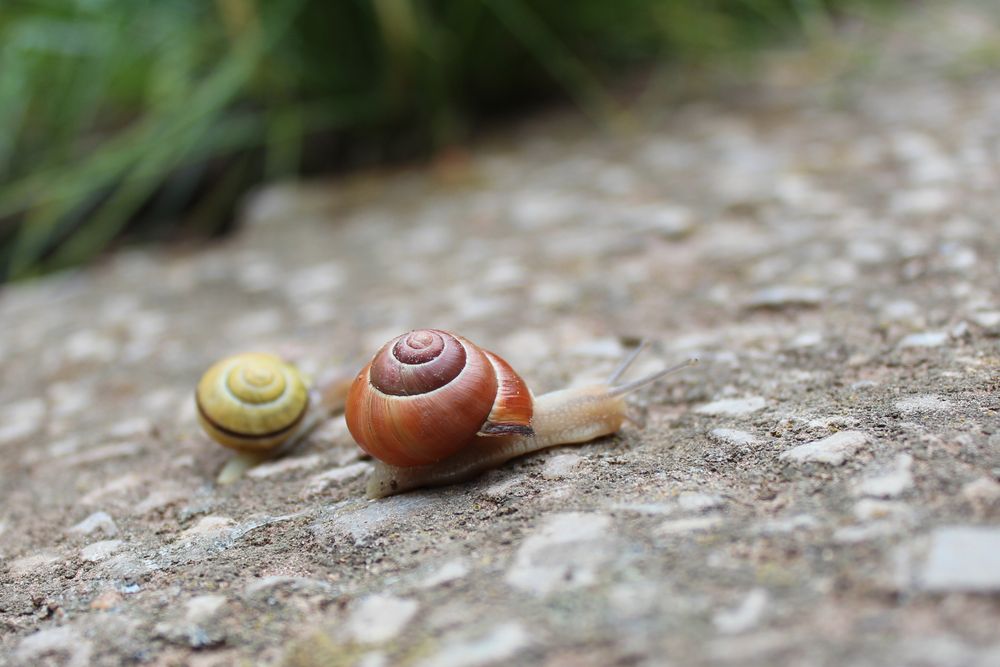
<box><xmin>195</xmin><ymin>353</ymin><xmax>310</xmax><ymax>453</ymax></box>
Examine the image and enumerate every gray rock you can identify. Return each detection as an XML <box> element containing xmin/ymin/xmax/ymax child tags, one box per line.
<box><xmin>779</xmin><ymin>431</ymin><xmax>869</xmax><ymax>465</ymax></box>
<box><xmin>917</xmin><ymin>526</ymin><xmax>1000</xmax><ymax>592</ymax></box>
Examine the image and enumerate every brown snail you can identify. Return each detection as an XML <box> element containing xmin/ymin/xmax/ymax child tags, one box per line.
<box><xmin>346</xmin><ymin>329</ymin><xmax>695</xmax><ymax>498</ymax></box>
<box><xmin>195</xmin><ymin>352</ymin><xmax>353</xmax><ymax>484</ymax></box>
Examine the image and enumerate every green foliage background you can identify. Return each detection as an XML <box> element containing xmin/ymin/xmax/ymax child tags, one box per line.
<box><xmin>0</xmin><ymin>0</ymin><xmax>887</xmax><ymax>281</ymax></box>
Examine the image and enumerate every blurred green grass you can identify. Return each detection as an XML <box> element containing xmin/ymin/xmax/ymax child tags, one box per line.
<box><xmin>0</xmin><ymin>0</ymin><xmax>889</xmax><ymax>282</ymax></box>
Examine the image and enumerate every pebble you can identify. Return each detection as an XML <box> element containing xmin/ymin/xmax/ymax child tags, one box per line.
<box><xmin>540</xmin><ymin>453</ymin><xmax>586</xmax><ymax>480</ymax></box>
<box><xmin>918</xmin><ymin>526</ymin><xmax>1000</xmax><ymax>592</ymax></box>
<box><xmin>300</xmin><ymin>462</ymin><xmax>371</xmax><ymax>496</ymax></box>
<box><xmin>180</xmin><ymin>516</ymin><xmax>235</xmax><ymax>539</ymax></box>
<box><xmin>961</xmin><ymin>477</ymin><xmax>1000</xmax><ymax>509</ymax></box>
<box><xmin>677</xmin><ymin>492</ymin><xmax>725</xmax><ymax>513</ymax></box>
<box><xmin>969</xmin><ymin>310</ymin><xmax>1000</xmax><ymax>331</ymax></box>
<box><xmin>656</xmin><ymin>516</ymin><xmax>724</xmax><ymax>534</ymax></box>
<box><xmin>756</xmin><ymin>514</ymin><xmax>821</xmax><ymax>534</ymax></box>
<box><xmin>0</xmin><ymin>398</ymin><xmax>46</xmax><ymax>446</ymax></box>
<box><xmin>414</xmin><ymin>622</ymin><xmax>530</xmax><ymax>667</ymax></box>
<box><xmin>346</xmin><ymin>594</ymin><xmax>419</xmax><ymax>644</ymax></box>
<box><xmin>9</xmin><ymin>552</ymin><xmax>61</xmax><ymax>577</ymax></box>
<box><xmin>853</xmin><ymin>499</ymin><xmax>912</xmax><ymax>522</ymax></box>
<box><xmin>132</xmin><ymin>484</ymin><xmax>190</xmax><ymax>515</ymax></box>
<box><xmin>695</xmin><ymin>397</ymin><xmax>766</xmax><ymax>417</ymax></box>
<box><xmin>63</xmin><ymin>329</ymin><xmax>117</xmax><ymax>363</ymax></box>
<box><xmin>747</xmin><ymin>286</ymin><xmax>826</xmax><ymax>309</ymax></box>
<box><xmin>245</xmin><ymin>454</ymin><xmax>323</xmax><ymax>479</ymax></box>
<box><xmin>81</xmin><ymin>540</ymin><xmax>124</xmax><ymax>563</ymax></box>
<box><xmin>69</xmin><ymin>511</ymin><xmax>118</xmax><ymax>537</ymax></box>
<box><xmin>854</xmin><ymin>454</ymin><xmax>914</xmax><ymax>498</ymax></box>
<box><xmin>778</xmin><ymin>431</ymin><xmax>868</xmax><ymax>465</ymax></box>
<box><xmin>15</xmin><ymin>626</ymin><xmax>92</xmax><ymax>667</ymax></box>
<box><xmin>185</xmin><ymin>595</ymin><xmax>227</xmax><ymax>624</ymax></box>
<box><xmin>419</xmin><ymin>559</ymin><xmax>471</xmax><ymax>588</ymax></box>
<box><xmin>898</xmin><ymin>331</ymin><xmax>948</xmax><ymax>349</ymax></box>
<box><xmin>709</xmin><ymin>428</ymin><xmax>757</xmax><ymax>448</ymax></box>
<box><xmin>106</xmin><ymin>417</ymin><xmax>155</xmax><ymax>439</ymax></box>
<box><xmin>713</xmin><ymin>589</ymin><xmax>769</xmax><ymax>634</ymax></box>
<box><xmin>505</xmin><ymin>512</ymin><xmax>614</xmax><ymax>596</ymax></box>
<box><xmin>894</xmin><ymin>395</ymin><xmax>954</xmax><ymax>413</ymax></box>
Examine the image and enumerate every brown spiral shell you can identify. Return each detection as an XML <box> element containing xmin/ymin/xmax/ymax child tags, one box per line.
<box><xmin>345</xmin><ymin>329</ymin><xmax>534</xmax><ymax>466</ymax></box>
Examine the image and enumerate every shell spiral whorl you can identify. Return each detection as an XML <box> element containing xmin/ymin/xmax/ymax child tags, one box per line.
<box><xmin>196</xmin><ymin>352</ymin><xmax>310</xmax><ymax>453</ymax></box>
<box><xmin>346</xmin><ymin>329</ymin><xmax>534</xmax><ymax>467</ymax></box>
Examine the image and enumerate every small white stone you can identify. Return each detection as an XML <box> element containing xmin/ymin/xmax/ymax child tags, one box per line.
<box><xmin>789</xmin><ymin>331</ymin><xmax>823</xmax><ymax>348</ymax></box>
<box><xmin>677</xmin><ymin>492</ymin><xmax>725</xmax><ymax>513</ymax></box>
<box><xmin>894</xmin><ymin>395</ymin><xmax>954</xmax><ymax>413</ymax></box>
<box><xmin>918</xmin><ymin>526</ymin><xmax>1000</xmax><ymax>592</ymax></box>
<box><xmin>419</xmin><ymin>559</ymin><xmax>470</xmax><ymax>588</ymax></box>
<box><xmin>301</xmin><ymin>462</ymin><xmax>371</xmax><ymax>496</ymax></box>
<box><xmin>9</xmin><ymin>552</ymin><xmax>61</xmax><ymax>576</ymax></box>
<box><xmin>180</xmin><ymin>516</ymin><xmax>235</xmax><ymax>539</ymax></box>
<box><xmin>898</xmin><ymin>331</ymin><xmax>948</xmax><ymax>349</ymax></box>
<box><xmin>656</xmin><ymin>516</ymin><xmax>724</xmax><ymax>534</ymax></box>
<box><xmin>881</xmin><ymin>300</ymin><xmax>920</xmax><ymax>323</ymax></box>
<box><xmin>185</xmin><ymin>595</ymin><xmax>227</xmax><ymax>624</ymax></box>
<box><xmin>696</xmin><ymin>397</ymin><xmax>766</xmax><ymax>417</ymax></box>
<box><xmin>80</xmin><ymin>540</ymin><xmax>123</xmax><ymax>563</ymax></box>
<box><xmin>414</xmin><ymin>622</ymin><xmax>530</xmax><ymax>667</ymax></box>
<box><xmin>225</xmin><ymin>309</ymin><xmax>284</xmax><ymax>338</ymax></box>
<box><xmin>68</xmin><ymin>511</ymin><xmax>118</xmax><ymax>537</ymax></box>
<box><xmin>106</xmin><ymin>417</ymin><xmax>154</xmax><ymax>439</ymax></box>
<box><xmin>540</xmin><ymin>453</ymin><xmax>585</xmax><ymax>480</ymax></box>
<box><xmin>969</xmin><ymin>311</ymin><xmax>1000</xmax><ymax>330</ymax></box>
<box><xmin>756</xmin><ymin>514</ymin><xmax>821</xmax><ymax>534</ymax></box>
<box><xmin>854</xmin><ymin>454</ymin><xmax>914</xmax><ymax>498</ymax></box>
<box><xmin>0</xmin><ymin>398</ymin><xmax>46</xmax><ymax>446</ymax></box>
<box><xmin>853</xmin><ymin>499</ymin><xmax>912</xmax><ymax>522</ymax></box>
<box><xmin>246</xmin><ymin>454</ymin><xmax>323</xmax><ymax>479</ymax></box>
<box><xmin>505</xmin><ymin>513</ymin><xmax>613</xmax><ymax>596</ymax></box>
<box><xmin>779</xmin><ymin>431</ymin><xmax>868</xmax><ymax>465</ymax></box>
<box><xmin>63</xmin><ymin>329</ymin><xmax>117</xmax><ymax>363</ymax></box>
<box><xmin>890</xmin><ymin>188</ymin><xmax>951</xmax><ymax>216</ymax></box>
<box><xmin>747</xmin><ymin>286</ymin><xmax>825</xmax><ymax>308</ymax></box>
<box><xmin>713</xmin><ymin>589</ymin><xmax>769</xmax><ymax>634</ymax></box>
<box><xmin>346</xmin><ymin>594</ymin><xmax>419</xmax><ymax>644</ymax></box>
<box><xmin>132</xmin><ymin>484</ymin><xmax>190</xmax><ymax>515</ymax></box>
<box><xmin>709</xmin><ymin>429</ymin><xmax>757</xmax><ymax>447</ymax></box>
<box><xmin>15</xmin><ymin>626</ymin><xmax>92</xmax><ymax>667</ymax></box>
<box><xmin>961</xmin><ymin>477</ymin><xmax>1000</xmax><ymax>506</ymax></box>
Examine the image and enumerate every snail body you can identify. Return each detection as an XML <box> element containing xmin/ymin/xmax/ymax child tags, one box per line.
<box><xmin>346</xmin><ymin>329</ymin><xmax>694</xmax><ymax>498</ymax></box>
<box><xmin>195</xmin><ymin>352</ymin><xmax>352</xmax><ymax>483</ymax></box>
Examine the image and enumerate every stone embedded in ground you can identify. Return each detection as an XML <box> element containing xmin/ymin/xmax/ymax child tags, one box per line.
<box><xmin>695</xmin><ymin>396</ymin><xmax>767</xmax><ymax>417</ymax></box>
<box><xmin>894</xmin><ymin>395</ymin><xmax>954</xmax><ymax>413</ymax></box>
<box><xmin>505</xmin><ymin>513</ymin><xmax>615</xmax><ymax>596</ymax></box>
<box><xmin>916</xmin><ymin>526</ymin><xmax>1000</xmax><ymax>592</ymax></box>
<box><xmin>414</xmin><ymin>622</ymin><xmax>531</xmax><ymax>667</ymax></box>
<box><xmin>854</xmin><ymin>454</ymin><xmax>914</xmax><ymax>498</ymax></box>
<box><xmin>80</xmin><ymin>539</ymin><xmax>124</xmax><ymax>562</ymax></box>
<box><xmin>68</xmin><ymin>511</ymin><xmax>118</xmax><ymax>537</ymax></box>
<box><xmin>778</xmin><ymin>431</ymin><xmax>869</xmax><ymax>465</ymax></box>
<box><xmin>345</xmin><ymin>594</ymin><xmax>419</xmax><ymax>644</ymax></box>
<box><xmin>713</xmin><ymin>589</ymin><xmax>770</xmax><ymax>635</ymax></box>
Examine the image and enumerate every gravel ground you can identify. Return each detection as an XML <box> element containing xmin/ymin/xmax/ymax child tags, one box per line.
<box><xmin>2</xmin><ymin>3</ymin><xmax>999</xmax><ymax>666</ymax></box>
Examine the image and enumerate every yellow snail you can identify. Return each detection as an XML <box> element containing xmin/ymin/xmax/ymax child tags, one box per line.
<box><xmin>195</xmin><ymin>352</ymin><xmax>353</xmax><ymax>484</ymax></box>
<box><xmin>346</xmin><ymin>329</ymin><xmax>695</xmax><ymax>498</ymax></box>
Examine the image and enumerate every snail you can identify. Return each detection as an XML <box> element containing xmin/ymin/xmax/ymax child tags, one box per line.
<box><xmin>345</xmin><ymin>329</ymin><xmax>695</xmax><ymax>498</ymax></box>
<box><xmin>195</xmin><ymin>352</ymin><xmax>353</xmax><ymax>484</ymax></box>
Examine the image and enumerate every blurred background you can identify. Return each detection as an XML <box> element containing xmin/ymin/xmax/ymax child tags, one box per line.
<box><xmin>0</xmin><ymin>0</ymin><xmax>893</xmax><ymax>283</ymax></box>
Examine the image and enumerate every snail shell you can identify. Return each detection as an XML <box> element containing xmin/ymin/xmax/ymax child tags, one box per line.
<box><xmin>345</xmin><ymin>329</ymin><xmax>533</xmax><ymax>466</ymax></box>
<box><xmin>196</xmin><ymin>352</ymin><xmax>310</xmax><ymax>453</ymax></box>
